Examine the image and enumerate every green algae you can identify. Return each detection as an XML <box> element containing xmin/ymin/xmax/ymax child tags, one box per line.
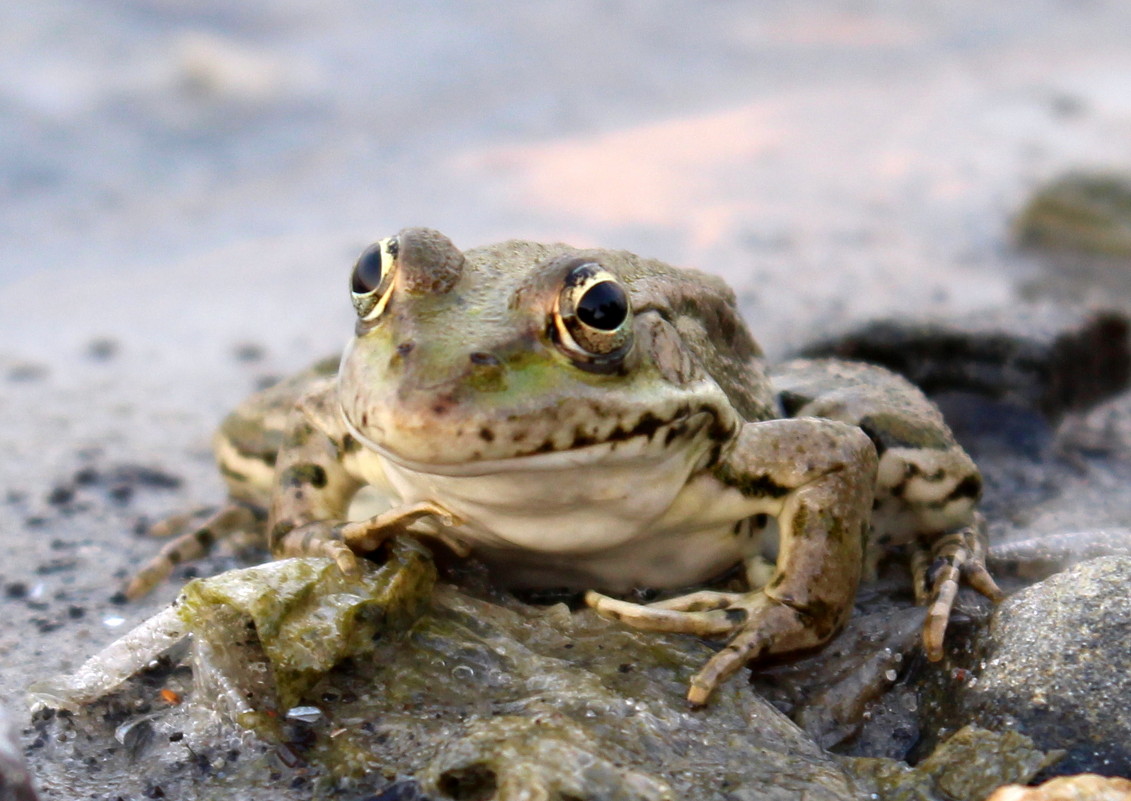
<box><xmin>175</xmin><ymin>538</ymin><xmax>435</xmax><ymax>720</ymax></box>
<box><xmin>846</xmin><ymin>726</ymin><xmax>1062</xmax><ymax>801</ymax></box>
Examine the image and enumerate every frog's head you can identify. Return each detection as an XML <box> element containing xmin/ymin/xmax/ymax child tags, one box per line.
<box><xmin>337</xmin><ymin>228</ymin><xmax>740</xmax><ymax>474</ymax></box>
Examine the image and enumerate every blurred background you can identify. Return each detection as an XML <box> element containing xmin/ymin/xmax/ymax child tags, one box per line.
<box><xmin>3</xmin><ymin>0</ymin><xmax>1131</xmax><ymax>741</ymax></box>
<box><xmin>5</xmin><ymin>1</ymin><xmax>1131</xmax><ymax>364</ymax></box>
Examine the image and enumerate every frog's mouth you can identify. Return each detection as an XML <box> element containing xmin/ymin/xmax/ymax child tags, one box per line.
<box><xmin>340</xmin><ymin>405</ymin><xmax>727</xmax><ymax>478</ymax></box>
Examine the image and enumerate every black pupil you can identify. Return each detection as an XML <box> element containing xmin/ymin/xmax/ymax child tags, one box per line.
<box><xmin>351</xmin><ymin>245</ymin><xmax>385</xmax><ymax>294</ymax></box>
<box><xmin>576</xmin><ymin>281</ymin><xmax>628</xmax><ymax>330</ymax></box>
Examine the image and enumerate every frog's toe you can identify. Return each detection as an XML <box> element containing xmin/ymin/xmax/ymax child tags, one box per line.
<box><xmin>646</xmin><ymin>590</ymin><xmax>747</xmax><ymax>612</ymax></box>
<box><xmin>916</xmin><ymin>518</ymin><xmax>1006</xmax><ymax>660</ymax></box>
<box><xmin>965</xmin><ymin>560</ymin><xmax>1004</xmax><ymax>602</ymax></box>
<box><xmin>125</xmin><ymin>502</ymin><xmax>261</xmax><ymax>599</ymax></box>
<box><xmin>339</xmin><ymin>502</ymin><xmax>455</xmax><ymax>552</ymax></box>
<box><xmin>687</xmin><ymin>594</ymin><xmax>805</xmax><ymax>706</ymax></box>
<box><xmin>585</xmin><ymin>591</ymin><xmax>737</xmax><ymax>636</ymax></box>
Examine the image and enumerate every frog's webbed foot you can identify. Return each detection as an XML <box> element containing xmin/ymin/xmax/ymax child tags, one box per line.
<box><xmin>125</xmin><ymin>502</ymin><xmax>263</xmax><ymax>599</ymax></box>
<box><xmin>586</xmin><ymin>589</ymin><xmax>825</xmax><ymax>706</ymax></box>
<box><xmin>911</xmin><ymin>513</ymin><xmax>1005</xmax><ymax>661</ymax></box>
<box><xmin>273</xmin><ymin>502</ymin><xmax>457</xmax><ymax>577</ymax></box>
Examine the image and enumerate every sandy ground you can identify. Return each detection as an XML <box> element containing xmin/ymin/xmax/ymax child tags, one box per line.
<box><xmin>3</xmin><ymin>0</ymin><xmax>1131</xmax><ymax>779</ymax></box>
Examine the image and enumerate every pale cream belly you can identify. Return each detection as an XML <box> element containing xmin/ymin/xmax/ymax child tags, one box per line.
<box><xmin>346</xmin><ymin>432</ymin><xmax>772</xmax><ymax>592</ymax></box>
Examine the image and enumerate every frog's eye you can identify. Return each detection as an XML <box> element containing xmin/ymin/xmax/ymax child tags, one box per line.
<box><xmin>350</xmin><ymin>236</ymin><xmax>398</xmax><ymax>321</ymax></box>
<box><xmin>554</xmin><ymin>262</ymin><xmax>633</xmax><ymax>368</ymax></box>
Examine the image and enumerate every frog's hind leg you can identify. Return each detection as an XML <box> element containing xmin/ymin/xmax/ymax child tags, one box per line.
<box><xmin>913</xmin><ymin>513</ymin><xmax>1004</xmax><ymax>660</ymax></box>
<box><xmin>124</xmin><ymin>502</ymin><xmax>264</xmax><ymax>599</ymax></box>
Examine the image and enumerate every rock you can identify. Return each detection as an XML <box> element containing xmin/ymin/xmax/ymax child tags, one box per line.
<box><xmin>1016</xmin><ymin>173</ymin><xmax>1131</xmax><ymax>258</ymax></box>
<box><xmin>797</xmin><ymin>305</ymin><xmax>1131</xmax><ymax>423</ymax></box>
<box><xmin>845</xmin><ymin>725</ymin><xmax>1059</xmax><ymax>801</ymax></box>
<box><xmin>988</xmin><ymin>529</ymin><xmax>1131</xmax><ymax>582</ymax></box>
<box><xmin>955</xmin><ymin>556</ymin><xmax>1131</xmax><ymax>776</ymax></box>
<box><xmin>986</xmin><ymin>774</ymin><xmax>1131</xmax><ymax>801</ymax></box>
<box><xmin>749</xmin><ymin>596</ymin><xmax>927</xmax><ymax>754</ymax></box>
<box><xmin>30</xmin><ymin>549</ymin><xmax>859</xmax><ymax>801</ymax></box>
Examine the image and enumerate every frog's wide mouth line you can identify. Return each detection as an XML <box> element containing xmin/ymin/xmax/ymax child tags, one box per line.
<box><xmin>339</xmin><ymin>406</ymin><xmax>717</xmax><ymax>478</ymax></box>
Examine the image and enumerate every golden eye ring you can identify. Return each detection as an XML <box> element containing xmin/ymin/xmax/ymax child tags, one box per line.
<box><xmin>553</xmin><ymin>261</ymin><xmax>633</xmax><ymax>369</ymax></box>
<box><xmin>350</xmin><ymin>236</ymin><xmax>399</xmax><ymax>321</ymax></box>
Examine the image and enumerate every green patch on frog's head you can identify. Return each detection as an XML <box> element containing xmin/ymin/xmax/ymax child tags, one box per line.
<box><xmin>336</xmin><ymin>230</ymin><xmax>738</xmax><ymax>468</ymax></box>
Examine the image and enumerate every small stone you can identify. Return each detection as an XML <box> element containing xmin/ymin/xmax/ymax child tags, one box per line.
<box><xmin>285</xmin><ymin>706</ymin><xmax>323</xmax><ymax>724</ymax></box>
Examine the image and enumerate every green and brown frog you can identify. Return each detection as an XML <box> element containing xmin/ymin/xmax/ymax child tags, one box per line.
<box><xmin>128</xmin><ymin>228</ymin><xmax>1001</xmax><ymax>705</ymax></box>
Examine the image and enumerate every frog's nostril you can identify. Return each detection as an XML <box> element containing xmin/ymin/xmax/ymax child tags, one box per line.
<box><xmin>469</xmin><ymin>352</ymin><xmax>500</xmax><ymax>367</ymax></box>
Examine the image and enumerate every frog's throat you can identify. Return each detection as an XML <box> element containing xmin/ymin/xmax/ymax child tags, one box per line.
<box><xmin>339</xmin><ymin>404</ymin><xmax>717</xmax><ymax>479</ymax></box>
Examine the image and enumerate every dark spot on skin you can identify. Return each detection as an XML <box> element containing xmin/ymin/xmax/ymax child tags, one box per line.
<box><xmin>664</xmin><ymin>423</ymin><xmax>688</xmax><ymax>445</ymax></box>
<box><xmin>282</xmin><ymin>464</ymin><xmax>328</xmax><ymax>490</ymax></box>
<box><xmin>724</xmin><ymin>608</ymin><xmax>748</xmax><ymax>625</ymax></box>
<box><xmin>166</xmin><ymin>550</ymin><xmax>182</xmax><ymax>565</ymax></box>
<box><xmin>753</xmin><ymin>513</ymin><xmax>769</xmax><ymax>529</ymax></box>
<box><xmin>219</xmin><ymin>464</ymin><xmax>249</xmax><ymax>484</ymax></box>
<box><xmin>535</xmin><ymin>439</ymin><xmax>556</xmax><ymax>454</ymax></box>
<box><xmin>341</xmin><ymin>434</ymin><xmax>362</xmax><ymax>453</ymax></box>
<box><xmin>859</xmin><ymin>413</ymin><xmax>953</xmax><ymax>452</ymax></box>
<box><xmin>801</xmin><ymin>600</ymin><xmax>840</xmax><ymax>640</ymax></box>
<box><xmin>571</xmin><ymin>429</ymin><xmax>599</xmax><ymax>449</ymax></box>
<box><xmin>947</xmin><ymin>474</ymin><xmax>982</xmax><ymax>502</ymax></box>
<box><xmin>269</xmin><ymin>521</ymin><xmax>296</xmax><ymax>549</ymax></box>
<box><xmin>715</xmin><ymin>467</ymin><xmax>791</xmax><ymax>499</ymax></box>
<box><xmin>632</xmin><ymin>412</ymin><xmax>665</xmax><ymax>440</ymax></box>
<box><xmin>469</xmin><ymin>352</ymin><xmax>500</xmax><ymax>367</ymax></box>
<box><xmin>284</xmin><ymin>421</ymin><xmax>316</xmax><ymax>449</ymax></box>
<box><xmin>195</xmin><ymin>529</ymin><xmax>215</xmax><ymax>549</ymax></box>
<box><xmin>478</xmin><ymin>427</ymin><xmax>495</xmax><ymax>443</ymax></box>
<box><xmin>397</xmin><ymin>342</ymin><xmax>415</xmax><ymax>357</ymax></box>
<box><xmin>791</xmin><ymin>504</ymin><xmax>811</xmax><ymax>539</ymax></box>
<box><xmin>705</xmin><ymin>412</ymin><xmax>736</xmax><ymax>443</ymax></box>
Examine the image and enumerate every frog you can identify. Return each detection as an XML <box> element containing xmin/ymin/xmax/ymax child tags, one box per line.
<box><xmin>126</xmin><ymin>227</ymin><xmax>1002</xmax><ymax>705</ymax></box>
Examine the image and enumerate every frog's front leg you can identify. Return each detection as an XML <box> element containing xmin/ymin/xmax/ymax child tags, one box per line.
<box><xmin>268</xmin><ymin>381</ymin><xmax>451</xmax><ymax>573</ymax></box>
<box><xmin>589</xmin><ymin>418</ymin><xmax>877</xmax><ymax>705</ymax></box>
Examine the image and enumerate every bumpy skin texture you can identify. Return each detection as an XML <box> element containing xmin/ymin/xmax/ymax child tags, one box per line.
<box><xmin>128</xmin><ymin>228</ymin><xmax>1002</xmax><ymax>703</ymax></box>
